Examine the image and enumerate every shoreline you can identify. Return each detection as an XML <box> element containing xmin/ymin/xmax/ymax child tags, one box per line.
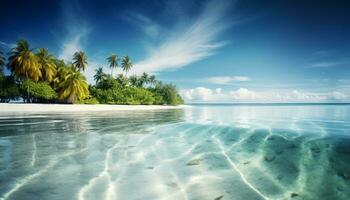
<box><xmin>0</xmin><ymin>103</ymin><xmax>187</xmax><ymax>113</ymax></box>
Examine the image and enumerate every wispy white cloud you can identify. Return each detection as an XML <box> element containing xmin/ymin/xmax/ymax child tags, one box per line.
<box><xmin>207</xmin><ymin>76</ymin><xmax>251</xmax><ymax>85</ymax></box>
<box><xmin>180</xmin><ymin>87</ymin><xmax>348</xmax><ymax>103</ymax></box>
<box><xmin>59</xmin><ymin>29</ymin><xmax>89</xmax><ymax>62</ymax></box>
<box><xmin>59</xmin><ymin>24</ymin><xmax>94</xmax><ymax>82</ymax></box>
<box><xmin>0</xmin><ymin>41</ymin><xmax>14</xmax><ymax>49</ymax></box>
<box><xmin>130</xmin><ymin>0</ymin><xmax>232</xmax><ymax>75</ymax></box>
<box><xmin>124</xmin><ymin>13</ymin><xmax>160</xmax><ymax>38</ymax></box>
<box><xmin>58</xmin><ymin>0</ymin><xmax>91</xmax><ymax>62</ymax></box>
<box><xmin>309</xmin><ymin>61</ymin><xmax>343</xmax><ymax>68</ymax></box>
<box><xmin>57</xmin><ymin>0</ymin><xmax>96</xmax><ymax>82</ymax></box>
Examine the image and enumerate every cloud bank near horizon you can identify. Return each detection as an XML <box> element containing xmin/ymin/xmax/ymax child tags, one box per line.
<box><xmin>180</xmin><ymin>87</ymin><xmax>348</xmax><ymax>103</ymax></box>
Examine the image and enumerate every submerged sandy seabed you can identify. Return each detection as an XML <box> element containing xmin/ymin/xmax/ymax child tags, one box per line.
<box><xmin>0</xmin><ymin>103</ymin><xmax>186</xmax><ymax>113</ymax></box>
<box><xmin>1</xmin><ymin>106</ymin><xmax>350</xmax><ymax>200</ymax></box>
<box><xmin>1</xmin><ymin>116</ymin><xmax>349</xmax><ymax>200</ymax></box>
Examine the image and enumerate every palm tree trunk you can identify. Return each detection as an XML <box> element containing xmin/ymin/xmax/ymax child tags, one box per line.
<box><xmin>26</xmin><ymin>72</ymin><xmax>30</xmax><ymax>103</ymax></box>
<box><xmin>67</xmin><ymin>93</ymin><xmax>76</xmax><ymax>104</ymax></box>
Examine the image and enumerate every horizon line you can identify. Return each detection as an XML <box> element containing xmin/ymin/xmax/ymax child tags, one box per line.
<box><xmin>187</xmin><ymin>102</ymin><xmax>350</xmax><ymax>106</ymax></box>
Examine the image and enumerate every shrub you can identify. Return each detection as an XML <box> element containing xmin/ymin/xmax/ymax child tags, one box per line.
<box><xmin>124</xmin><ymin>87</ymin><xmax>155</xmax><ymax>105</ymax></box>
<box><xmin>0</xmin><ymin>75</ymin><xmax>20</xmax><ymax>102</ymax></box>
<box><xmin>20</xmin><ymin>80</ymin><xmax>57</xmax><ymax>103</ymax></box>
<box><xmin>96</xmin><ymin>76</ymin><xmax>120</xmax><ymax>90</ymax></box>
<box><xmin>152</xmin><ymin>83</ymin><xmax>183</xmax><ymax>105</ymax></box>
<box><xmin>90</xmin><ymin>73</ymin><xmax>183</xmax><ymax>105</ymax></box>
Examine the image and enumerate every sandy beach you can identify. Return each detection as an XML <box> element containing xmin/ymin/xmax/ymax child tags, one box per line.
<box><xmin>0</xmin><ymin>103</ymin><xmax>186</xmax><ymax>113</ymax></box>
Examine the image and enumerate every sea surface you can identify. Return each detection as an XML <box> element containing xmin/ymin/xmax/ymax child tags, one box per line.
<box><xmin>0</xmin><ymin>105</ymin><xmax>350</xmax><ymax>200</ymax></box>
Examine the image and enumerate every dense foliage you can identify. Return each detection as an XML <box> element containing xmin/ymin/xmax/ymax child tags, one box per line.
<box><xmin>0</xmin><ymin>75</ymin><xmax>19</xmax><ymax>102</ymax></box>
<box><xmin>91</xmin><ymin>77</ymin><xmax>155</xmax><ymax>105</ymax></box>
<box><xmin>20</xmin><ymin>80</ymin><xmax>56</xmax><ymax>103</ymax></box>
<box><xmin>0</xmin><ymin>39</ymin><xmax>183</xmax><ymax>105</ymax></box>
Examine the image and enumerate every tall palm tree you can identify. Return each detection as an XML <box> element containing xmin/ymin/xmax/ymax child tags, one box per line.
<box><xmin>58</xmin><ymin>69</ymin><xmax>89</xmax><ymax>103</ymax></box>
<box><xmin>0</xmin><ymin>49</ymin><xmax>5</xmax><ymax>74</ymax></box>
<box><xmin>73</xmin><ymin>51</ymin><xmax>88</xmax><ymax>72</ymax></box>
<box><xmin>107</xmin><ymin>54</ymin><xmax>118</xmax><ymax>76</ymax></box>
<box><xmin>121</xmin><ymin>56</ymin><xmax>132</xmax><ymax>76</ymax></box>
<box><xmin>36</xmin><ymin>48</ymin><xmax>57</xmax><ymax>82</ymax></box>
<box><xmin>149</xmin><ymin>74</ymin><xmax>157</xmax><ymax>87</ymax></box>
<box><xmin>94</xmin><ymin>67</ymin><xmax>106</xmax><ymax>84</ymax></box>
<box><xmin>140</xmin><ymin>72</ymin><xmax>149</xmax><ymax>87</ymax></box>
<box><xmin>8</xmin><ymin>39</ymin><xmax>41</xmax><ymax>81</ymax></box>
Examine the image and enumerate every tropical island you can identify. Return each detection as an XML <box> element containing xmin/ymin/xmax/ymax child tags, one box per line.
<box><xmin>0</xmin><ymin>40</ymin><xmax>184</xmax><ymax>105</ymax></box>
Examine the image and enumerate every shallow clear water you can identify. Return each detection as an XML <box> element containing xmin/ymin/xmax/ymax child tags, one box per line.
<box><xmin>1</xmin><ymin>105</ymin><xmax>350</xmax><ymax>200</ymax></box>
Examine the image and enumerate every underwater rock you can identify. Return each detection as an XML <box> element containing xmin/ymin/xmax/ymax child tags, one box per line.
<box><xmin>243</xmin><ymin>161</ymin><xmax>250</xmax><ymax>165</ymax></box>
<box><xmin>310</xmin><ymin>146</ymin><xmax>321</xmax><ymax>154</ymax></box>
<box><xmin>167</xmin><ymin>182</ymin><xmax>178</xmax><ymax>188</ymax></box>
<box><xmin>338</xmin><ymin>172</ymin><xmax>349</xmax><ymax>180</ymax></box>
<box><xmin>214</xmin><ymin>195</ymin><xmax>224</xmax><ymax>200</ymax></box>
<box><xmin>267</xmin><ymin>136</ymin><xmax>275</xmax><ymax>141</ymax></box>
<box><xmin>187</xmin><ymin>158</ymin><xmax>203</xmax><ymax>166</ymax></box>
<box><xmin>291</xmin><ymin>193</ymin><xmax>299</xmax><ymax>198</ymax></box>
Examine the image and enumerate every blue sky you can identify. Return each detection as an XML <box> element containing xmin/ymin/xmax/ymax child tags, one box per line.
<box><xmin>1</xmin><ymin>0</ymin><xmax>350</xmax><ymax>103</ymax></box>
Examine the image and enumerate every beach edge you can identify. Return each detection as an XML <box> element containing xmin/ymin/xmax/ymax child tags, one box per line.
<box><xmin>0</xmin><ymin>103</ymin><xmax>188</xmax><ymax>113</ymax></box>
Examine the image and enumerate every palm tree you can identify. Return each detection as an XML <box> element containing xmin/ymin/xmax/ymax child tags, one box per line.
<box><xmin>36</xmin><ymin>48</ymin><xmax>57</xmax><ymax>82</ymax></box>
<box><xmin>53</xmin><ymin>59</ymin><xmax>69</xmax><ymax>89</ymax></box>
<box><xmin>129</xmin><ymin>75</ymin><xmax>139</xmax><ymax>87</ymax></box>
<box><xmin>94</xmin><ymin>67</ymin><xmax>106</xmax><ymax>84</ymax></box>
<box><xmin>149</xmin><ymin>74</ymin><xmax>157</xmax><ymax>87</ymax></box>
<box><xmin>0</xmin><ymin>49</ymin><xmax>5</xmax><ymax>74</ymax></box>
<box><xmin>116</xmin><ymin>74</ymin><xmax>129</xmax><ymax>86</ymax></box>
<box><xmin>140</xmin><ymin>72</ymin><xmax>149</xmax><ymax>87</ymax></box>
<box><xmin>73</xmin><ymin>51</ymin><xmax>88</xmax><ymax>72</ymax></box>
<box><xmin>121</xmin><ymin>56</ymin><xmax>132</xmax><ymax>76</ymax></box>
<box><xmin>107</xmin><ymin>54</ymin><xmax>118</xmax><ymax>76</ymax></box>
<box><xmin>8</xmin><ymin>39</ymin><xmax>41</xmax><ymax>81</ymax></box>
<box><xmin>58</xmin><ymin>69</ymin><xmax>89</xmax><ymax>103</ymax></box>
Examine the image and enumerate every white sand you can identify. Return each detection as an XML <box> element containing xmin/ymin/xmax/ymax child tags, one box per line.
<box><xmin>0</xmin><ymin>103</ymin><xmax>186</xmax><ymax>113</ymax></box>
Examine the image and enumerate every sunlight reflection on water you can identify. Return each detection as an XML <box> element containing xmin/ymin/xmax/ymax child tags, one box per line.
<box><xmin>0</xmin><ymin>105</ymin><xmax>350</xmax><ymax>200</ymax></box>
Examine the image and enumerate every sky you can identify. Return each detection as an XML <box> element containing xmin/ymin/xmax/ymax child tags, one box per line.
<box><xmin>0</xmin><ymin>0</ymin><xmax>350</xmax><ymax>103</ymax></box>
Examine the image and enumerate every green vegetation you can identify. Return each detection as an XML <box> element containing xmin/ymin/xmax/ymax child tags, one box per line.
<box><xmin>0</xmin><ymin>75</ymin><xmax>19</xmax><ymax>102</ymax></box>
<box><xmin>20</xmin><ymin>80</ymin><xmax>56</xmax><ymax>103</ymax></box>
<box><xmin>0</xmin><ymin>39</ymin><xmax>183</xmax><ymax>105</ymax></box>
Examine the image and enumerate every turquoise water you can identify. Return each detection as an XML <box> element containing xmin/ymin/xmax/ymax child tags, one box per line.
<box><xmin>0</xmin><ymin>105</ymin><xmax>350</xmax><ymax>200</ymax></box>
